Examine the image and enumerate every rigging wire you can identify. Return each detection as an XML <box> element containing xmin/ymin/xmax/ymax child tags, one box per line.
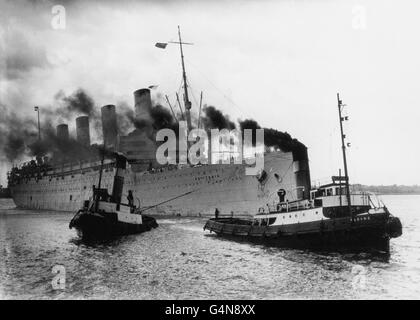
<box><xmin>186</xmin><ymin>78</ymin><xmax>200</xmax><ymax>111</ymax></box>
<box><xmin>187</xmin><ymin>60</ymin><xmax>246</xmax><ymax>117</ymax></box>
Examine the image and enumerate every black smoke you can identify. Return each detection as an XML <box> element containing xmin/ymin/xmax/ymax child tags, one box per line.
<box><xmin>150</xmin><ymin>105</ymin><xmax>176</xmax><ymax>131</ymax></box>
<box><xmin>54</xmin><ymin>89</ymin><xmax>102</xmax><ymax>139</ymax></box>
<box><xmin>116</xmin><ymin>102</ymin><xmax>179</xmax><ymax>138</ymax></box>
<box><xmin>27</xmin><ymin>122</ymin><xmax>98</xmax><ymax>162</ymax></box>
<box><xmin>0</xmin><ymin>89</ymin><xmax>102</xmax><ymax>164</ymax></box>
<box><xmin>0</xmin><ymin>104</ymin><xmax>38</xmax><ymax>162</ymax></box>
<box><xmin>239</xmin><ymin>119</ymin><xmax>261</xmax><ymax>146</ymax></box>
<box><xmin>239</xmin><ymin>118</ymin><xmax>307</xmax><ymax>159</ymax></box>
<box><xmin>201</xmin><ymin>105</ymin><xmax>236</xmax><ymax>130</ymax></box>
<box><xmin>39</xmin><ymin>89</ymin><xmax>102</xmax><ymax>141</ymax></box>
<box><xmin>115</xmin><ymin>101</ymin><xmax>134</xmax><ymax>136</ymax></box>
<box><xmin>1</xmin><ymin>88</ymin><xmax>307</xmax><ymax>166</ymax></box>
<box><xmin>54</xmin><ymin>89</ymin><xmax>97</xmax><ymax>118</ymax></box>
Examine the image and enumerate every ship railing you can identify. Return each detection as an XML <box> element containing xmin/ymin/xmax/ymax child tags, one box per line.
<box><xmin>140</xmin><ymin>153</ymin><xmax>267</xmax><ymax>175</ymax></box>
<box><xmin>36</xmin><ymin>160</ymin><xmax>116</xmax><ymax>179</ymax></box>
<box><xmin>264</xmin><ymin>199</ymin><xmax>315</xmax><ymax>214</ymax></box>
<box><xmin>284</xmin><ymin>199</ymin><xmax>314</xmax><ymax>212</ymax></box>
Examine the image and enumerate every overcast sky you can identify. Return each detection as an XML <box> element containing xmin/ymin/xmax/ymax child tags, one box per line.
<box><xmin>1</xmin><ymin>0</ymin><xmax>419</xmax><ymax>186</ymax></box>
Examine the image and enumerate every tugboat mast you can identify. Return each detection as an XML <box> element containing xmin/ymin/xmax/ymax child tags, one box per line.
<box><xmin>336</xmin><ymin>93</ymin><xmax>352</xmax><ymax>217</ymax></box>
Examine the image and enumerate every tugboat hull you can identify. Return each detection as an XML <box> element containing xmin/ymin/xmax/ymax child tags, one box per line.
<box><xmin>204</xmin><ymin>213</ymin><xmax>402</xmax><ymax>252</ymax></box>
<box><xmin>70</xmin><ymin>211</ymin><xmax>158</xmax><ymax>239</ymax></box>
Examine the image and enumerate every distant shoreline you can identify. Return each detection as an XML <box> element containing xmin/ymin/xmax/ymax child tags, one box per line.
<box><xmin>364</xmin><ymin>190</ymin><xmax>420</xmax><ymax>196</ymax></box>
<box><xmin>352</xmin><ymin>184</ymin><xmax>420</xmax><ymax>196</ymax></box>
<box><xmin>373</xmin><ymin>193</ymin><xmax>420</xmax><ymax>196</ymax></box>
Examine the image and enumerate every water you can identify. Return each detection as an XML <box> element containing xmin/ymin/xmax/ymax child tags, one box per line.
<box><xmin>1</xmin><ymin>195</ymin><xmax>419</xmax><ymax>300</ymax></box>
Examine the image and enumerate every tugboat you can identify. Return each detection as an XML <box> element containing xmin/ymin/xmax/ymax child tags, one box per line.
<box><xmin>204</xmin><ymin>183</ymin><xmax>402</xmax><ymax>252</ymax></box>
<box><xmin>69</xmin><ymin>153</ymin><xmax>158</xmax><ymax>239</ymax></box>
<box><xmin>203</xmin><ymin>94</ymin><xmax>403</xmax><ymax>252</ymax></box>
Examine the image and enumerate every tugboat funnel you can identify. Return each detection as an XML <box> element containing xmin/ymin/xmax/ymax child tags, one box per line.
<box><xmin>111</xmin><ymin>153</ymin><xmax>127</xmax><ymax>206</ymax></box>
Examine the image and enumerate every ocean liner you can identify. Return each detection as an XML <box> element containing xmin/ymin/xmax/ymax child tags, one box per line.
<box><xmin>6</xmin><ymin>27</ymin><xmax>311</xmax><ymax>217</ymax></box>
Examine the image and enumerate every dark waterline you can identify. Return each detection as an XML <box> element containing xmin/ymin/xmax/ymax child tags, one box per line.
<box><xmin>1</xmin><ymin>195</ymin><xmax>419</xmax><ymax>299</ymax></box>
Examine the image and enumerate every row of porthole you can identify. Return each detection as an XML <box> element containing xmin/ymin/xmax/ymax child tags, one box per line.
<box><xmin>26</xmin><ymin>168</ymin><xmax>227</xmax><ymax>184</ymax></box>
<box><xmin>15</xmin><ymin>177</ymin><xmax>240</xmax><ymax>194</ymax></box>
<box><xmin>24</xmin><ymin>184</ymin><xmax>103</xmax><ymax>192</ymax></box>
<box><xmin>144</xmin><ymin>168</ymin><xmax>223</xmax><ymax>179</ymax></box>
<box><xmin>280</xmin><ymin>211</ymin><xmax>319</xmax><ymax>219</ymax></box>
<box><xmin>140</xmin><ymin>173</ymin><xmax>220</xmax><ymax>182</ymax></box>
<box><xmin>17</xmin><ymin>184</ymin><xmax>90</xmax><ymax>191</ymax></box>
<box><xmin>144</xmin><ymin>171</ymin><xmax>215</xmax><ymax>180</ymax></box>
<box><xmin>19</xmin><ymin>174</ymin><xmax>240</xmax><ymax>191</ymax></box>
<box><xmin>19</xmin><ymin>189</ymin><xmax>81</xmax><ymax>193</ymax></box>
<box><xmin>354</xmin><ymin>216</ymin><xmax>370</xmax><ymax>222</ymax></box>
<box><xmin>29</xmin><ymin>194</ymin><xmax>77</xmax><ymax>201</ymax></box>
<box><xmin>159</xmin><ymin>179</ymin><xmax>228</xmax><ymax>189</ymax></box>
<box><xmin>125</xmin><ymin>176</ymin><xmax>235</xmax><ymax>188</ymax></box>
<box><xmin>194</xmin><ymin>175</ymin><xmax>221</xmax><ymax>181</ymax></box>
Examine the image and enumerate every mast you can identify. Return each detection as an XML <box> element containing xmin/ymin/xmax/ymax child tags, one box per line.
<box><xmin>93</xmin><ymin>141</ymin><xmax>106</xmax><ymax>211</ymax></box>
<box><xmin>176</xmin><ymin>92</ymin><xmax>185</xmax><ymax>120</ymax></box>
<box><xmin>177</xmin><ymin>25</ymin><xmax>192</xmax><ymax>132</ymax></box>
<box><xmin>156</xmin><ymin>27</ymin><xmax>193</xmax><ymax>130</ymax></box>
<box><xmin>97</xmin><ymin>140</ymin><xmax>106</xmax><ymax>191</ymax></box>
<box><xmin>198</xmin><ymin>91</ymin><xmax>203</xmax><ymax>129</ymax></box>
<box><xmin>337</xmin><ymin>93</ymin><xmax>352</xmax><ymax>217</ymax></box>
<box><xmin>34</xmin><ymin>106</ymin><xmax>41</xmax><ymax>140</ymax></box>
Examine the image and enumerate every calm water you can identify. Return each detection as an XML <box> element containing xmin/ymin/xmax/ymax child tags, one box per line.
<box><xmin>1</xmin><ymin>195</ymin><xmax>419</xmax><ymax>300</ymax></box>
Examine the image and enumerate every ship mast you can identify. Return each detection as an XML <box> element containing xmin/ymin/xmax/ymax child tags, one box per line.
<box><xmin>177</xmin><ymin>26</ymin><xmax>192</xmax><ymax>133</ymax></box>
<box><xmin>156</xmin><ymin>26</ymin><xmax>194</xmax><ymax>133</ymax></box>
<box><xmin>336</xmin><ymin>93</ymin><xmax>352</xmax><ymax>217</ymax></box>
<box><xmin>34</xmin><ymin>106</ymin><xmax>41</xmax><ymax>140</ymax></box>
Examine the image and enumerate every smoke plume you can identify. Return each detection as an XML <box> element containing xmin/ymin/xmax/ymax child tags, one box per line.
<box><xmin>0</xmin><ymin>104</ymin><xmax>38</xmax><ymax>162</ymax></box>
<box><xmin>0</xmin><ymin>89</ymin><xmax>102</xmax><ymax>164</ymax></box>
<box><xmin>0</xmin><ymin>88</ymin><xmax>307</xmax><ymax>169</ymax></box>
<box><xmin>116</xmin><ymin>101</ymin><xmax>179</xmax><ymax>138</ymax></box>
<box><xmin>201</xmin><ymin>105</ymin><xmax>236</xmax><ymax>130</ymax></box>
<box><xmin>239</xmin><ymin>118</ymin><xmax>307</xmax><ymax>158</ymax></box>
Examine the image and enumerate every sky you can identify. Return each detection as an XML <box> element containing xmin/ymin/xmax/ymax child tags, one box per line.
<box><xmin>1</xmin><ymin>0</ymin><xmax>419</xmax><ymax>186</ymax></box>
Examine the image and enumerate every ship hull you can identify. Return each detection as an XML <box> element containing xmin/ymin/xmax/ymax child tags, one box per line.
<box><xmin>10</xmin><ymin>151</ymin><xmax>306</xmax><ymax>217</ymax></box>
<box><xmin>204</xmin><ymin>213</ymin><xmax>402</xmax><ymax>252</ymax></box>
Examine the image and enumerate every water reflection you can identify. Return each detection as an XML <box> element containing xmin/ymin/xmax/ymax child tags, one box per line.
<box><xmin>1</xmin><ymin>195</ymin><xmax>419</xmax><ymax>299</ymax></box>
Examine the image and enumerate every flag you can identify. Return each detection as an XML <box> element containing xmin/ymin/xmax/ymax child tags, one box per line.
<box><xmin>34</xmin><ymin>106</ymin><xmax>39</xmax><ymax>111</ymax></box>
<box><xmin>155</xmin><ymin>42</ymin><xmax>167</xmax><ymax>49</ymax></box>
<box><xmin>148</xmin><ymin>85</ymin><xmax>159</xmax><ymax>90</ymax></box>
